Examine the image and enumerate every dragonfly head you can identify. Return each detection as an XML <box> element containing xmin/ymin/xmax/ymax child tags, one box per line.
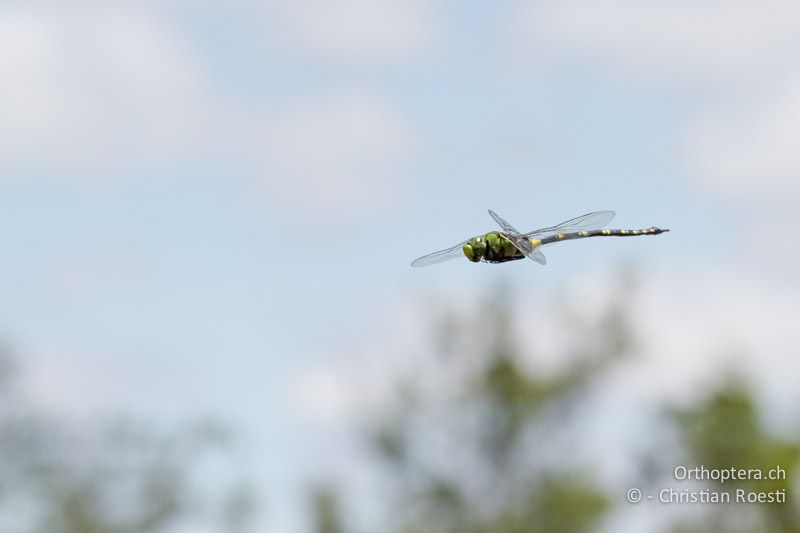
<box><xmin>462</xmin><ymin>236</ymin><xmax>487</xmax><ymax>262</ymax></box>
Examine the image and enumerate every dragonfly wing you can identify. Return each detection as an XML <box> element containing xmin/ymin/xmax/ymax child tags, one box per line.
<box><xmin>524</xmin><ymin>211</ymin><xmax>615</xmax><ymax>238</ymax></box>
<box><xmin>529</xmin><ymin>248</ymin><xmax>547</xmax><ymax>265</ymax></box>
<box><xmin>509</xmin><ymin>236</ymin><xmax>547</xmax><ymax>265</ymax></box>
<box><xmin>411</xmin><ymin>240</ymin><xmax>468</xmax><ymax>267</ymax></box>
<box><xmin>488</xmin><ymin>209</ymin><xmax>523</xmax><ymax>235</ymax></box>
<box><xmin>488</xmin><ymin>209</ymin><xmax>547</xmax><ymax>266</ymax></box>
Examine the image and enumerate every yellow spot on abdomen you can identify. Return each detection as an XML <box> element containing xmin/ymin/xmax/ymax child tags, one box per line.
<box><xmin>602</xmin><ymin>229</ymin><xmax>611</xmax><ymax>235</ymax></box>
<box><xmin>557</xmin><ymin>233</ymin><xmax>565</xmax><ymax>239</ymax></box>
<box><xmin>530</xmin><ymin>238</ymin><xmax>542</xmax><ymax>247</ymax></box>
<box><xmin>580</xmin><ymin>231</ymin><xmax>589</xmax><ymax>236</ymax></box>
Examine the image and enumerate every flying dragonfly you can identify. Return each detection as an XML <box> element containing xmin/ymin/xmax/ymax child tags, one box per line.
<box><xmin>411</xmin><ymin>210</ymin><xmax>669</xmax><ymax>267</ymax></box>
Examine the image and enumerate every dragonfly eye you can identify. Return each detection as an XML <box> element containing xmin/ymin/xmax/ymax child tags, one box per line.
<box><xmin>463</xmin><ymin>240</ymin><xmax>485</xmax><ymax>262</ymax></box>
<box><xmin>462</xmin><ymin>244</ymin><xmax>475</xmax><ymax>261</ymax></box>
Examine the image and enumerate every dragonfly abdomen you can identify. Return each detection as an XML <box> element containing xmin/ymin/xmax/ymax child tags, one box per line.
<box><xmin>531</xmin><ymin>227</ymin><xmax>669</xmax><ymax>247</ymax></box>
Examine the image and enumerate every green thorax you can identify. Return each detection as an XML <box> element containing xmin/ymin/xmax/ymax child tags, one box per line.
<box><xmin>462</xmin><ymin>231</ymin><xmax>524</xmax><ymax>263</ymax></box>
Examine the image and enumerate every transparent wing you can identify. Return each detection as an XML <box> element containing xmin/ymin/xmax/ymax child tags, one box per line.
<box><xmin>411</xmin><ymin>240</ymin><xmax>469</xmax><ymax>268</ymax></box>
<box><xmin>488</xmin><ymin>209</ymin><xmax>522</xmax><ymax>235</ymax></box>
<box><xmin>529</xmin><ymin>248</ymin><xmax>547</xmax><ymax>265</ymax></box>
<box><xmin>488</xmin><ymin>210</ymin><xmax>547</xmax><ymax>265</ymax></box>
<box><xmin>523</xmin><ymin>211</ymin><xmax>615</xmax><ymax>238</ymax></box>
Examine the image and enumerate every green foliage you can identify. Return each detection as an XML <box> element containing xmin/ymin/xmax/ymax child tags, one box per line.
<box><xmin>671</xmin><ymin>381</ymin><xmax>800</xmax><ymax>533</ymax></box>
<box><xmin>529</xmin><ymin>477</ymin><xmax>610</xmax><ymax>533</ymax></box>
<box><xmin>0</xmin><ymin>351</ymin><xmax>255</xmax><ymax>533</ymax></box>
<box><xmin>677</xmin><ymin>384</ymin><xmax>761</xmax><ymax>471</ymax></box>
<box><xmin>349</xmin><ymin>285</ymin><xmax>633</xmax><ymax>533</ymax></box>
<box><xmin>315</xmin><ymin>280</ymin><xmax>800</xmax><ymax>533</ymax></box>
<box><xmin>312</xmin><ymin>487</ymin><xmax>345</xmax><ymax>533</ymax></box>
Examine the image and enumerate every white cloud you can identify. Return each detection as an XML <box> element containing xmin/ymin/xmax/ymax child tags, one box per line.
<box><xmin>0</xmin><ymin>3</ymin><xmax>425</xmax><ymax>219</ymax></box>
<box><xmin>508</xmin><ymin>1</ymin><xmax>800</xmax><ymax>213</ymax></box>
<box><xmin>286</xmin><ymin>365</ymin><xmax>358</xmax><ymax>426</ymax></box>
<box><xmin>267</xmin><ymin>0</ymin><xmax>441</xmax><ymax>64</ymax></box>
<box><xmin>18</xmin><ymin>345</ymin><xmax>205</xmax><ymax>420</ymax></box>
<box><xmin>623</xmin><ymin>267</ymin><xmax>799</xmax><ymax>404</ymax></box>
<box><xmin>0</xmin><ymin>4</ymin><xmax>213</xmax><ymax>173</ymax></box>
<box><xmin>247</xmin><ymin>92</ymin><xmax>420</xmax><ymax>217</ymax></box>
<box><xmin>48</xmin><ymin>249</ymin><xmax>145</xmax><ymax>301</ymax></box>
<box><xmin>509</xmin><ymin>0</ymin><xmax>800</xmax><ymax>86</ymax></box>
<box><xmin>682</xmin><ymin>79</ymin><xmax>800</xmax><ymax>202</ymax></box>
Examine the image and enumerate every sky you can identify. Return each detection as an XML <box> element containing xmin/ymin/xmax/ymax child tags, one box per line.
<box><xmin>1</xmin><ymin>1</ymin><xmax>800</xmax><ymax>531</ymax></box>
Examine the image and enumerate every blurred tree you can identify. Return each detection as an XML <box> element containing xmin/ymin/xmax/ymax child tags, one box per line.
<box><xmin>0</xmin><ymin>350</ymin><xmax>256</xmax><ymax>533</ymax></box>
<box><xmin>669</xmin><ymin>380</ymin><xmax>800</xmax><ymax>533</ymax></box>
<box><xmin>311</xmin><ymin>486</ymin><xmax>345</xmax><ymax>533</ymax></box>
<box><xmin>312</xmin><ymin>280</ymin><xmax>800</xmax><ymax>533</ymax></box>
<box><xmin>315</xmin><ymin>282</ymin><xmax>642</xmax><ymax>533</ymax></box>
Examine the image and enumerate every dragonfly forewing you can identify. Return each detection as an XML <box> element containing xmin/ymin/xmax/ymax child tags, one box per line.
<box><xmin>488</xmin><ymin>209</ymin><xmax>547</xmax><ymax>265</ymax></box>
<box><xmin>410</xmin><ymin>240</ymin><xmax>469</xmax><ymax>268</ymax></box>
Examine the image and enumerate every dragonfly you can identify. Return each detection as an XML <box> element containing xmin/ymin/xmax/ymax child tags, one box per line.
<box><xmin>411</xmin><ymin>210</ymin><xmax>669</xmax><ymax>267</ymax></box>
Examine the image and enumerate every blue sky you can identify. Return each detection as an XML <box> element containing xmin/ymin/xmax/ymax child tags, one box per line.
<box><xmin>2</xmin><ymin>1</ymin><xmax>800</xmax><ymax>531</ymax></box>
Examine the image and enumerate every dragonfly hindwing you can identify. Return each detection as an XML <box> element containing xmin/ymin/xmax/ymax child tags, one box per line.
<box><xmin>487</xmin><ymin>210</ymin><xmax>547</xmax><ymax>265</ymax></box>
